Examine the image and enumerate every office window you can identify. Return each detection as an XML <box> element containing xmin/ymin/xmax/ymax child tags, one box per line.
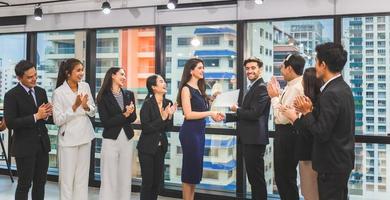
<box><xmin>95</xmin><ymin>28</ymin><xmax>156</xmax><ymax>116</ymax></box>
<box><xmin>165</xmin><ymin>24</ymin><xmax>237</xmax><ymax>129</ymax></box>
<box><xmin>249</xmin><ymin>18</ymin><xmax>334</xmax><ymax>197</ymax></box>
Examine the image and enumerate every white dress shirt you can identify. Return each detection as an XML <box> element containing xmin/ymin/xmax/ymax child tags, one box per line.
<box><xmin>53</xmin><ymin>81</ymin><xmax>96</xmax><ymax>147</ymax></box>
<box><xmin>271</xmin><ymin>76</ymin><xmax>304</xmax><ymax>125</ymax></box>
<box><xmin>320</xmin><ymin>74</ymin><xmax>342</xmax><ymax>92</ymax></box>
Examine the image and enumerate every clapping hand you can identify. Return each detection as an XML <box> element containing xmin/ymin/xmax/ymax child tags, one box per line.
<box><xmin>36</xmin><ymin>103</ymin><xmax>53</xmax><ymax>120</ymax></box>
<box><xmin>72</xmin><ymin>94</ymin><xmax>83</xmax><ymax>111</ymax></box>
<box><xmin>81</xmin><ymin>93</ymin><xmax>89</xmax><ymax>111</ymax></box>
<box><xmin>230</xmin><ymin>104</ymin><xmax>239</xmax><ymax>112</ymax></box>
<box><xmin>123</xmin><ymin>101</ymin><xmax>135</xmax><ymax>117</ymax></box>
<box><xmin>267</xmin><ymin>76</ymin><xmax>281</xmax><ymax>98</ymax></box>
<box><xmin>280</xmin><ymin>105</ymin><xmax>299</xmax><ymax>123</ymax></box>
<box><xmin>293</xmin><ymin>96</ymin><xmax>313</xmax><ymax>115</ymax></box>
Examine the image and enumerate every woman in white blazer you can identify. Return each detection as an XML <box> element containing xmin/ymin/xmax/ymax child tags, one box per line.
<box><xmin>52</xmin><ymin>58</ymin><xmax>95</xmax><ymax>200</ymax></box>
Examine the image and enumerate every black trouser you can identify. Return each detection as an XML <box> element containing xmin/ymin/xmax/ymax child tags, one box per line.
<box><xmin>139</xmin><ymin>146</ymin><xmax>165</xmax><ymax>200</ymax></box>
<box><xmin>15</xmin><ymin>144</ymin><xmax>49</xmax><ymax>200</ymax></box>
<box><xmin>274</xmin><ymin>124</ymin><xmax>299</xmax><ymax>200</ymax></box>
<box><xmin>318</xmin><ymin>171</ymin><xmax>351</xmax><ymax>200</ymax></box>
<box><xmin>243</xmin><ymin>144</ymin><xmax>267</xmax><ymax>200</ymax></box>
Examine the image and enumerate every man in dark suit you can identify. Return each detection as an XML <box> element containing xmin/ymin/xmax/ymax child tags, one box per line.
<box><xmin>289</xmin><ymin>43</ymin><xmax>355</xmax><ymax>200</ymax></box>
<box><xmin>225</xmin><ymin>57</ymin><xmax>271</xmax><ymax>200</ymax></box>
<box><xmin>4</xmin><ymin>60</ymin><xmax>52</xmax><ymax>200</ymax></box>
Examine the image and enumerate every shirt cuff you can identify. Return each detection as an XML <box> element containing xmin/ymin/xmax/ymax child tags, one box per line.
<box><xmin>33</xmin><ymin>114</ymin><xmax>37</xmax><ymax>123</ymax></box>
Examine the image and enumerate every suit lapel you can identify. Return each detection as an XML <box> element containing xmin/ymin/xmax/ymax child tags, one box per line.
<box><xmin>242</xmin><ymin>78</ymin><xmax>262</xmax><ymax>106</ymax></box>
<box><xmin>107</xmin><ymin>91</ymin><xmax>124</xmax><ymax>113</ymax></box>
<box><xmin>17</xmin><ymin>84</ymin><xmax>37</xmax><ymax>108</ymax></box>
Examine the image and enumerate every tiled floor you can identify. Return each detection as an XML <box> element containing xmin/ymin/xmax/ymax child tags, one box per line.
<box><xmin>0</xmin><ymin>175</ymin><xmax>179</xmax><ymax>200</ymax></box>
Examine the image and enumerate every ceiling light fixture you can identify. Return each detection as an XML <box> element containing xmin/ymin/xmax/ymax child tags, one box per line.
<box><xmin>254</xmin><ymin>0</ymin><xmax>264</xmax><ymax>5</ymax></box>
<box><xmin>101</xmin><ymin>1</ymin><xmax>111</xmax><ymax>14</ymax></box>
<box><xmin>34</xmin><ymin>4</ymin><xmax>43</xmax><ymax>21</ymax></box>
<box><xmin>167</xmin><ymin>0</ymin><xmax>178</xmax><ymax>10</ymax></box>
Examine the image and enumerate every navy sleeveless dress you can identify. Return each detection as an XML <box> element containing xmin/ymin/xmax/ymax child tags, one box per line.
<box><xmin>179</xmin><ymin>84</ymin><xmax>209</xmax><ymax>184</ymax></box>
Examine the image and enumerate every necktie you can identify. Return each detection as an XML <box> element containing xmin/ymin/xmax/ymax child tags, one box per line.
<box><xmin>29</xmin><ymin>89</ymin><xmax>37</xmax><ymax>106</ymax></box>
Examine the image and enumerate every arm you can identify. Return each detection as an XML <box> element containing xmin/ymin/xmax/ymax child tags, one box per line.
<box><xmin>4</xmin><ymin>92</ymin><xmax>35</xmax><ymax>129</ymax></box>
<box><xmin>84</xmin><ymin>83</ymin><xmax>96</xmax><ymax>117</ymax></box>
<box><xmin>98</xmin><ymin>97</ymin><xmax>127</xmax><ymax>128</ymax></box>
<box><xmin>181</xmin><ymin>87</ymin><xmax>212</xmax><ymax>120</ymax></box>
<box><xmin>236</xmin><ymin>85</ymin><xmax>270</xmax><ymax>121</ymax></box>
<box><xmin>140</xmin><ymin>101</ymin><xmax>166</xmax><ymax>134</ymax></box>
<box><xmin>293</xmin><ymin>91</ymin><xmax>340</xmax><ymax>143</ymax></box>
<box><xmin>52</xmin><ymin>90</ymin><xmax>83</xmax><ymax>126</ymax></box>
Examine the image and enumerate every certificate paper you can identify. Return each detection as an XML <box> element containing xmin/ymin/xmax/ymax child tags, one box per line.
<box><xmin>212</xmin><ymin>90</ymin><xmax>240</xmax><ymax>107</ymax></box>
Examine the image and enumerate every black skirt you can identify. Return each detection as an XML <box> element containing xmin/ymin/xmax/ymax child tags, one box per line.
<box><xmin>295</xmin><ymin>129</ymin><xmax>313</xmax><ymax>161</ymax></box>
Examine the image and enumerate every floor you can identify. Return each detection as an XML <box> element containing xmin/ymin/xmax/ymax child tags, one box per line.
<box><xmin>0</xmin><ymin>175</ymin><xmax>179</xmax><ymax>200</ymax></box>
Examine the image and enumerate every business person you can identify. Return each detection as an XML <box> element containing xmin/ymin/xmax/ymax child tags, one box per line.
<box><xmin>138</xmin><ymin>74</ymin><xmax>176</xmax><ymax>200</ymax></box>
<box><xmin>97</xmin><ymin>67</ymin><xmax>137</xmax><ymax>200</ymax></box>
<box><xmin>282</xmin><ymin>43</ymin><xmax>355</xmax><ymax>200</ymax></box>
<box><xmin>280</xmin><ymin>67</ymin><xmax>322</xmax><ymax>200</ymax></box>
<box><xmin>177</xmin><ymin>58</ymin><xmax>223</xmax><ymax>200</ymax></box>
<box><xmin>267</xmin><ymin>54</ymin><xmax>305</xmax><ymax>200</ymax></box>
<box><xmin>52</xmin><ymin>59</ymin><xmax>95</xmax><ymax>200</ymax></box>
<box><xmin>225</xmin><ymin>57</ymin><xmax>271</xmax><ymax>200</ymax></box>
<box><xmin>4</xmin><ymin>60</ymin><xmax>52</xmax><ymax>200</ymax></box>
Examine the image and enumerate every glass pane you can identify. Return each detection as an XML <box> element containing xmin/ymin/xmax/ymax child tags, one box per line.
<box><xmin>165</xmin><ymin>24</ymin><xmax>237</xmax><ymax>128</ymax></box>
<box><xmin>95</xmin><ymin>28</ymin><xmax>156</xmax><ymax>122</ymax></box>
<box><xmin>36</xmin><ymin>31</ymin><xmax>87</xmax><ymax>174</ymax></box>
<box><xmin>343</xmin><ymin>15</ymin><xmax>390</xmax><ymax>200</ymax></box>
<box><xmin>0</xmin><ymin>33</ymin><xmax>27</xmax><ymax>169</ymax></box>
<box><xmin>246</xmin><ymin>19</ymin><xmax>334</xmax><ymax>198</ymax></box>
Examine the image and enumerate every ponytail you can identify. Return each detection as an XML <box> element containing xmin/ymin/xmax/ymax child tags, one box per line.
<box><xmin>55</xmin><ymin>58</ymin><xmax>83</xmax><ymax>88</ymax></box>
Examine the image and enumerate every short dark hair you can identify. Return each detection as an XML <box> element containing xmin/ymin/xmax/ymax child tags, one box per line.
<box><xmin>283</xmin><ymin>53</ymin><xmax>305</xmax><ymax>75</ymax></box>
<box><xmin>315</xmin><ymin>42</ymin><xmax>347</xmax><ymax>73</ymax></box>
<box><xmin>15</xmin><ymin>60</ymin><xmax>36</xmax><ymax>77</ymax></box>
<box><xmin>243</xmin><ymin>57</ymin><xmax>263</xmax><ymax>68</ymax></box>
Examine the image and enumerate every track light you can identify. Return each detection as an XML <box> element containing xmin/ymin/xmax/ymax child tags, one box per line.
<box><xmin>34</xmin><ymin>5</ymin><xmax>43</xmax><ymax>21</ymax></box>
<box><xmin>167</xmin><ymin>0</ymin><xmax>178</xmax><ymax>10</ymax></box>
<box><xmin>101</xmin><ymin>1</ymin><xmax>111</xmax><ymax>15</ymax></box>
<box><xmin>254</xmin><ymin>0</ymin><xmax>264</xmax><ymax>5</ymax></box>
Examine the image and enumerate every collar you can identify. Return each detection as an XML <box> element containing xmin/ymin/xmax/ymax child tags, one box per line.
<box><xmin>287</xmin><ymin>76</ymin><xmax>302</xmax><ymax>87</ymax></box>
<box><xmin>19</xmin><ymin>82</ymin><xmax>34</xmax><ymax>93</ymax></box>
<box><xmin>247</xmin><ymin>77</ymin><xmax>261</xmax><ymax>89</ymax></box>
<box><xmin>320</xmin><ymin>74</ymin><xmax>341</xmax><ymax>92</ymax></box>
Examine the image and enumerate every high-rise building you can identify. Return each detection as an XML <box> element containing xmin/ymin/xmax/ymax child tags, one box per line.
<box><xmin>344</xmin><ymin>16</ymin><xmax>390</xmax><ymax>199</ymax></box>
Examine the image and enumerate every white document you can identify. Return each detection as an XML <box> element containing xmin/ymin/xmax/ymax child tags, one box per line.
<box><xmin>212</xmin><ymin>89</ymin><xmax>240</xmax><ymax>107</ymax></box>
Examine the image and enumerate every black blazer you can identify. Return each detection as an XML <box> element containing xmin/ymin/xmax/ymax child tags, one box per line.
<box><xmin>226</xmin><ymin>78</ymin><xmax>271</xmax><ymax>145</ymax></box>
<box><xmin>4</xmin><ymin>84</ymin><xmax>50</xmax><ymax>157</ymax></box>
<box><xmin>98</xmin><ymin>89</ymin><xmax>137</xmax><ymax>140</ymax></box>
<box><xmin>294</xmin><ymin>76</ymin><xmax>355</xmax><ymax>173</ymax></box>
<box><xmin>137</xmin><ymin>96</ymin><xmax>173</xmax><ymax>155</ymax></box>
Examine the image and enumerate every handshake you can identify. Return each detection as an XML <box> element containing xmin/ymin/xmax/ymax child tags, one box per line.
<box><xmin>211</xmin><ymin>111</ymin><xmax>225</xmax><ymax>122</ymax></box>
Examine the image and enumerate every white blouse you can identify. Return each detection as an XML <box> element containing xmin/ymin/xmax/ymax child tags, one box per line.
<box><xmin>52</xmin><ymin>81</ymin><xmax>96</xmax><ymax>147</ymax></box>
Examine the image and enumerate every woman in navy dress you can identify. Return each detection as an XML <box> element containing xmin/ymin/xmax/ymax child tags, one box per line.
<box><xmin>176</xmin><ymin>58</ymin><xmax>224</xmax><ymax>200</ymax></box>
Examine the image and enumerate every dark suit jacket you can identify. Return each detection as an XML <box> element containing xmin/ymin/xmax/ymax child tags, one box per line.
<box><xmin>294</xmin><ymin>76</ymin><xmax>355</xmax><ymax>173</ymax></box>
<box><xmin>98</xmin><ymin>89</ymin><xmax>137</xmax><ymax>140</ymax></box>
<box><xmin>226</xmin><ymin>78</ymin><xmax>271</xmax><ymax>145</ymax></box>
<box><xmin>137</xmin><ymin>96</ymin><xmax>173</xmax><ymax>155</ymax></box>
<box><xmin>4</xmin><ymin>84</ymin><xmax>50</xmax><ymax>157</ymax></box>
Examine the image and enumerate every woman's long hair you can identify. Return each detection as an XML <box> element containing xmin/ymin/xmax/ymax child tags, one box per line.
<box><xmin>176</xmin><ymin>58</ymin><xmax>207</xmax><ymax>107</ymax></box>
<box><xmin>56</xmin><ymin>58</ymin><xmax>83</xmax><ymax>88</ymax></box>
<box><xmin>96</xmin><ymin>67</ymin><xmax>122</xmax><ymax>103</ymax></box>
<box><xmin>145</xmin><ymin>74</ymin><xmax>159</xmax><ymax>100</ymax></box>
<box><xmin>303</xmin><ymin>67</ymin><xmax>323</xmax><ymax>104</ymax></box>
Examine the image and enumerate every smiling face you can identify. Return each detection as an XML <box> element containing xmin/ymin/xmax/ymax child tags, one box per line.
<box><xmin>68</xmin><ymin>64</ymin><xmax>84</xmax><ymax>83</ymax></box>
<box><xmin>245</xmin><ymin>61</ymin><xmax>261</xmax><ymax>81</ymax></box>
<box><xmin>18</xmin><ymin>67</ymin><xmax>37</xmax><ymax>88</ymax></box>
<box><xmin>112</xmin><ymin>68</ymin><xmax>126</xmax><ymax>87</ymax></box>
<box><xmin>190</xmin><ymin>62</ymin><xmax>205</xmax><ymax>80</ymax></box>
<box><xmin>152</xmin><ymin>75</ymin><xmax>167</xmax><ymax>95</ymax></box>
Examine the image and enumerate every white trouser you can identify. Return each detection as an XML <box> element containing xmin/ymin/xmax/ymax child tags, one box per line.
<box><xmin>99</xmin><ymin>130</ymin><xmax>133</xmax><ymax>200</ymax></box>
<box><xmin>58</xmin><ymin>142</ymin><xmax>91</xmax><ymax>200</ymax></box>
<box><xmin>299</xmin><ymin>161</ymin><xmax>319</xmax><ymax>200</ymax></box>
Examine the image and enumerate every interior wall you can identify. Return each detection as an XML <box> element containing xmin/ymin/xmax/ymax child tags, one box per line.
<box><xmin>0</xmin><ymin>0</ymin><xmax>390</xmax><ymax>33</ymax></box>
